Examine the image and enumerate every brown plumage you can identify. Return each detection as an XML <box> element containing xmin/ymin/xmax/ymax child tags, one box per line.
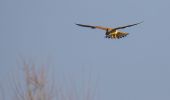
<box><xmin>76</xmin><ymin>21</ymin><xmax>143</xmax><ymax>39</ymax></box>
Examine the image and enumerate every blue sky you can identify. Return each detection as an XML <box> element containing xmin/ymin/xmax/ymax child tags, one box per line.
<box><xmin>1</xmin><ymin>0</ymin><xmax>170</xmax><ymax>100</ymax></box>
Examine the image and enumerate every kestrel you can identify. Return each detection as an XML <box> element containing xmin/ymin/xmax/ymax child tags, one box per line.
<box><xmin>76</xmin><ymin>21</ymin><xmax>143</xmax><ymax>39</ymax></box>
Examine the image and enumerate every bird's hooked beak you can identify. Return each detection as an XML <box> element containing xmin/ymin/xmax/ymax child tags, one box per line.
<box><xmin>105</xmin><ymin>29</ymin><xmax>109</xmax><ymax>35</ymax></box>
<box><xmin>106</xmin><ymin>29</ymin><xmax>108</xmax><ymax>32</ymax></box>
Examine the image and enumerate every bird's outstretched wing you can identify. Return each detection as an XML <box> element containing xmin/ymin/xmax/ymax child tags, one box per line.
<box><xmin>114</xmin><ymin>21</ymin><xmax>143</xmax><ymax>30</ymax></box>
<box><xmin>76</xmin><ymin>24</ymin><xmax>108</xmax><ymax>30</ymax></box>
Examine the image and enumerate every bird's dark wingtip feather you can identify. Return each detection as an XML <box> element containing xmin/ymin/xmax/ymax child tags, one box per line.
<box><xmin>75</xmin><ymin>23</ymin><xmax>81</xmax><ymax>26</ymax></box>
<box><xmin>75</xmin><ymin>23</ymin><xmax>86</xmax><ymax>26</ymax></box>
<box><xmin>75</xmin><ymin>23</ymin><xmax>96</xmax><ymax>29</ymax></box>
<box><xmin>137</xmin><ymin>21</ymin><xmax>144</xmax><ymax>24</ymax></box>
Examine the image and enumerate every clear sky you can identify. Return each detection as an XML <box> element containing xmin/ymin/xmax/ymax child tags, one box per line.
<box><xmin>1</xmin><ymin>0</ymin><xmax>170</xmax><ymax>100</ymax></box>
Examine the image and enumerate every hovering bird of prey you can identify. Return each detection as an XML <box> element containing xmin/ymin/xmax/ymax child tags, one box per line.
<box><xmin>76</xmin><ymin>21</ymin><xmax>143</xmax><ymax>39</ymax></box>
